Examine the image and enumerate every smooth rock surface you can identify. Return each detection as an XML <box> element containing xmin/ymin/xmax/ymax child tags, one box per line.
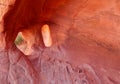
<box><xmin>0</xmin><ymin>0</ymin><xmax>120</xmax><ymax>84</ymax></box>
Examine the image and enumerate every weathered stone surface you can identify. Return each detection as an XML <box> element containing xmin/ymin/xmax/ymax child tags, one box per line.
<box><xmin>0</xmin><ymin>0</ymin><xmax>120</xmax><ymax>84</ymax></box>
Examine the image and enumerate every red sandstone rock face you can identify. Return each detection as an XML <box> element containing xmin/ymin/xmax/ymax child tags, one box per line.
<box><xmin>0</xmin><ymin>0</ymin><xmax>120</xmax><ymax>84</ymax></box>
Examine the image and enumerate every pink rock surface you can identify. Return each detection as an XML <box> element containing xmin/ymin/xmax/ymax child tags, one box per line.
<box><xmin>0</xmin><ymin>0</ymin><xmax>120</xmax><ymax>84</ymax></box>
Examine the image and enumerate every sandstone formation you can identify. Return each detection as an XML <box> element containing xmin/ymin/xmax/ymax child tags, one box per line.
<box><xmin>0</xmin><ymin>0</ymin><xmax>120</xmax><ymax>84</ymax></box>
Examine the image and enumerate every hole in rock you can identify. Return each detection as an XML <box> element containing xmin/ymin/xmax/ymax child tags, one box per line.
<box><xmin>14</xmin><ymin>32</ymin><xmax>33</xmax><ymax>55</ymax></box>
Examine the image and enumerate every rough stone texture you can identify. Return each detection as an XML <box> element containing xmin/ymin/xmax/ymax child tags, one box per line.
<box><xmin>0</xmin><ymin>0</ymin><xmax>120</xmax><ymax>84</ymax></box>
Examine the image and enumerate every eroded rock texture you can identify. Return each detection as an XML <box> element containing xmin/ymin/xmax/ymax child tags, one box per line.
<box><xmin>0</xmin><ymin>0</ymin><xmax>120</xmax><ymax>84</ymax></box>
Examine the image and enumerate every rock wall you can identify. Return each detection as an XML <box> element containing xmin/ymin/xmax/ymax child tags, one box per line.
<box><xmin>0</xmin><ymin>0</ymin><xmax>120</xmax><ymax>84</ymax></box>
